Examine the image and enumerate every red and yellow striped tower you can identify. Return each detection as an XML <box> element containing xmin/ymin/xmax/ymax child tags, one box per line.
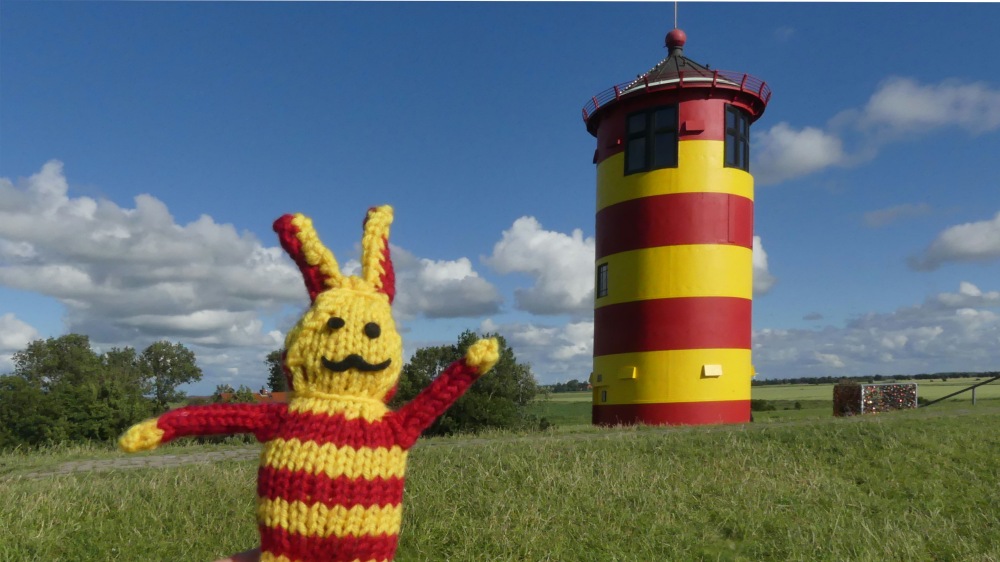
<box><xmin>583</xmin><ymin>28</ymin><xmax>770</xmax><ymax>426</ymax></box>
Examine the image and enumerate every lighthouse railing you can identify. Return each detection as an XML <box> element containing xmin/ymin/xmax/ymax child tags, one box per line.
<box><xmin>582</xmin><ymin>70</ymin><xmax>770</xmax><ymax>122</ymax></box>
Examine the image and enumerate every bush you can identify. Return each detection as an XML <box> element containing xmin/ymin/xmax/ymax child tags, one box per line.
<box><xmin>390</xmin><ymin>330</ymin><xmax>541</xmax><ymax>436</ymax></box>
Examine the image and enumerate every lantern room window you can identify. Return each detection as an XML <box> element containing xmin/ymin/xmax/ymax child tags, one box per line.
<box><xmin>725</xmin><ymin>105</ymin><xmax>750</xmax><ymax>172</ymax></box>
<box><xmin>625</xmin><ymin>106</ymin><xmax>678</xmax><ymax>175</ymax></box>
<box><xmin>596</xmin><ymin>263</ymin><xmax>609</xmax><ymax>298</ymax></box>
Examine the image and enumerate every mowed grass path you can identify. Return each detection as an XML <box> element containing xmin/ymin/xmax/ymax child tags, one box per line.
<box><xmin>3</xmin><ymin>405</ymin><xmax>999</xmax><ymax>561</ymax></box>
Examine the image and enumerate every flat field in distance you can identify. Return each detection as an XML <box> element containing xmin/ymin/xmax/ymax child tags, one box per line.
<box><xmin>3</xmin><ymin>405</ymin><xmax>999</xmax><ymax>561</ymax></box>
<box><xmin>754</xmin><ymin>378</ymin><xmax>1000</xmax><ymax>402</ymax></box>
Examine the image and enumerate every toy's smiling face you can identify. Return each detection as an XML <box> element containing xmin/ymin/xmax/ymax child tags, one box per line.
<box><xmin>285</xmin><ymin>287</ymin><xmax>403</xmax><ymax>401</ymax></box>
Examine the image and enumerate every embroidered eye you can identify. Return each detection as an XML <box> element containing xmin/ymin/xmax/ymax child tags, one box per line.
<box><xmin>364</xmin><ymin>322</ymin><xmax>381</xmax><ymax>339</ymax></box>
<box><xmin>327</xmin><ymin>317</ymin><xmax>345</xmax><ymax>330</ymax></box>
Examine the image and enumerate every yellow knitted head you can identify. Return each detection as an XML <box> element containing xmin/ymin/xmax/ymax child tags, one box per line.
<box><xmin>276</xmin><ymin>207</ymin><xmax>402</xmax><ymax>401</ymax></box>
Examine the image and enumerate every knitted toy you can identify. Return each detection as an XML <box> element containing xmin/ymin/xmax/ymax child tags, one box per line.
<box><xmin>119</xmin><ymin>206</ymin><xmax>499</xmax><ymax>562</ymax></box>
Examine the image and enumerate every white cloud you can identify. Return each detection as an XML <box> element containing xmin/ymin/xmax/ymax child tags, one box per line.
<box><xmin>861</xmin><ymin>77</ymin><xmax>1000</xmax><ymax>137</ymax></box>
<box><xmin>0</xmin><ymin>313</ymin><xmax>41</xmax><ymax>373</ymax></box>
<box><xmin>486</xmin><ymin>216</ymin><xmax>595</xmax><ymax>316</ymax></box>
<box><xmin>390</xmin><ymin>246</ymin><xmax>502</xmax><ymax>319</ymax></box>
<box><xmin>754</xmin><ymin>122</ymin><xmax>845</xmax><ymax>186</ymax></box>
<box><xmin>754</xmin><ymin>282</ymin><xmax>1000</xmax><ymax>379</ymax></box>
<box><xmin>909</xmin><ymin>211</ymin><xmax>1000</xmax><ymax>270</ymax></box>
<box><xmin>752</xmin><ymin>77</ymin><xmax>1000</xmax><ymax>186</ymax></box>
<box><xmin>813</xmin><ymin>351</ymin><xmax>845</xmax><ymax>369</ymax></box>
<box><xmin>0</xmin><ymin>161</ymin><xmax>510</xmax><ymax>391</ymax></box>
<box><xmin>480</xmin><ymin>318</ymin><xmax>593</xmax><ymax>384</ymax></box>
<box><xmin>772</xmin><ymin>26</ymin><xmax>795</xmax><ymax>42</ymax></box>
<box><xmin>752</xmin><ymin>235</ymin><xmax>777</xmax><ymax>295</ymax></box>
<box><xmin>863</xmin><ymin>203</ymin><xmax>932</xmax><ymax>228</ymax></box>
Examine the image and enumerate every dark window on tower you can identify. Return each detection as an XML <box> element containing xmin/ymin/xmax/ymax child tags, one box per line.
<box><xmin>596</xmin><ymin>263</ymin><xmax>608</xmax><ymax>298</ymax></box>
<box><xmin>725</xmin><ymin>105</ymin><xmax>750</xmax><ymax>172</ymax></box>
<box><xmin>625</xmin><ymin>106</ymin><xmax>678</xmax><ymax>175</ymax></box>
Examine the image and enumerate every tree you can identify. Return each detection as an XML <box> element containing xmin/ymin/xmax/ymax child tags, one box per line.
<box><xmin>390</xmin><ymin>330</ymin><xmax>540</xmax><ymax>436</ymax></box>
<box><xmin>13</xmin><ymin>334</ymin><xmax>102</xmax><ymax>391</ymax></box>
<box><xmin>265</xmin><ymin>349</ymin><xmax>288</xmax><ymax>392</ymax></box>
<box><xmin>140</xmin><ymin>341</ymin><xmax>203</xmax><ymax>412</ymax></box>
<box><xmin>1</xmin><ymin>335</ymin><xmax>154</xmax><ymax>448</ymax></box>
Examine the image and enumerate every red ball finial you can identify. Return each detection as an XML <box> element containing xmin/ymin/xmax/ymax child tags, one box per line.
<box><xmin>666</xmin><ymin>28</ymin><xmax>687</xmax><ymax>49</ymax></box>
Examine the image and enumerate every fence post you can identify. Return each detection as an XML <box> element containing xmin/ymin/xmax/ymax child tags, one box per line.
<box><xmin>972</xmin><ymin>387</ymin><xmax>977</xmax><ymax>406</ymax></box>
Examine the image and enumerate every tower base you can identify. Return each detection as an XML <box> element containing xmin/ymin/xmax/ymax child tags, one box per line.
<box><xmin>592</xmin><ymin>400</ymin><xmax>750</xmax><ymax>426</ymax></box>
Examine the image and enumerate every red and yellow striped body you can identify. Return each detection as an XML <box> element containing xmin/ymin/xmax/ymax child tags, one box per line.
<box><xmin>119</xmin><ymin>207</ymin><xmax>500</xmax><ymax>561</ymax></box>
<box><xmin>139</xmin><ymin>355</ymin><xmax>487</xmax><ymax>562</ymax></box>
<box><xmin>256</xmin><ymin>399</ymin><xmax>405</xmax><ymax>562</ymax></box>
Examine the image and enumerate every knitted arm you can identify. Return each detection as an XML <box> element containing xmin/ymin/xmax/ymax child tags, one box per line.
<box><xmin>119</xmin><ymin>403</ymin><xmax>285</xmax><ymax>452</ymax></box>
<box><xmin>393</xmin><ymin>338</ymin><xmax>499</xmax><ymax>448</ymax></box>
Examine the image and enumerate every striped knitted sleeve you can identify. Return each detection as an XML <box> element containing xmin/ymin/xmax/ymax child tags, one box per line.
<box><xmin>392</xmin><ymin>338</ymin><xmax>499</xmax><ymax>448</ymax></box>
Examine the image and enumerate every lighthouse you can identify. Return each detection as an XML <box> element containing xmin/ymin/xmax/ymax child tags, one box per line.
<box><xmin>584</xmin><ymin>28</ymin><xmax>770</xmax><ymax>426</ymax></box>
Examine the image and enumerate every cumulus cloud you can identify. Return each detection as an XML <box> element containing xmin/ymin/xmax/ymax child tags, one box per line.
<box><xmin>0</xmin><ymin>313</ymin><xmax>41</xmax><ymax>372</ymax></box>
<box><xmin>754</xmin><ymin>281</ymin><xmax>1000</xmax><ymax>379</ymax></box>
<box><xmin>752</xmin><ymin>235</ymin><xmax>777</xmax><ymax>295</ymax></box>
<box><xmin>480</xmin><ymin>318</ymin><xmax>593</xmax><ymax>384</ymax></box>
<box><xmin>0</xmin><ymin>161</ymin><xmax>502</xmax><ymax>390</ymax></box>
<box><xmin>754</xmin><ymin>123</ymin><xmax>845</xmax><ymax>186</ymax></box>
<box><xmin>389</xmin><ymin>246</ymin><xmax>502</xmax><ymax>320</ymax></box>
<box><xmin>753</xmin><ymin>77</ymin><xmax>1000</xmax><ymax>186</ymax></box>
<box><xmin>909</xmin><ymin>211</ymin><xmax>1000</xmax><ymax>270</ymax></box>
<box><xmin>0</xmin><ymin>161</ymin><xmax>302</xmax><ymax>350</ymax></box>
<box><xmin>486</xmin><ymin>216</ymin><xmax>595</xmax><ymax>316</ymax></box>
<box><xmin>863</xmin><ymin>203</ymin><xmax>932</xmax><ymax>228</ymax></box>
<box><xmin>860</xmin><ymin>77</ymin><xmax>1000</xmax><ymax>137</ymax></box>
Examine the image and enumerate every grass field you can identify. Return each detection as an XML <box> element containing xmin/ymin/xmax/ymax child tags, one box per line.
<box><xmin>531</xmin><ymin>379</ymin><xmax>1000</xmax><ymax>425</ymax></box>
<box><xmin>3</xmin><ymin>403</ymin><xmax>999</xmax><ymax>561</ymax></box>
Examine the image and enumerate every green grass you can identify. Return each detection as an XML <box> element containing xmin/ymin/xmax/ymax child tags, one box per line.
<box><xmin>530</xmin><ymin>382</ymin><xmax>1000</xmax><ymax>427</ymax></box>
<box><xmin>753</xmin><ymin>379</ymin><xmax>1000</xmax><ymax>402</ymax></box>
<box><xmin>3</xmin><ymin>406</ymin><xmax>999</xmax><ymax>561</ymax></box>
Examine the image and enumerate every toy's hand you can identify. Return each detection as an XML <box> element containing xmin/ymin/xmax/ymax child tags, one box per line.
<box><xmin>465</xmin><ymin>338</ymin><xmax>500</xmax><ymax>376</ymax></box>
<box><xmin>118</xmin><ymin>418</ymin><xmax>165</xmax><ymax>452</ymax></box>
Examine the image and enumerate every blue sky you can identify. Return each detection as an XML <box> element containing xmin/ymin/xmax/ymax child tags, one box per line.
<box><xmin>2</xmin><ymin>2</ymin><xmax>999</xmax><ymax>393</ymax></box>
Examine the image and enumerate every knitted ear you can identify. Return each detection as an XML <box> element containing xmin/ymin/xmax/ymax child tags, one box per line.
<box><xmin>360</xmin><ymin>205</ymin><xmax>395</xmax><ymax>303</ymax></box>
<box><xmin>273</xmin><ymin>213</ymin><xmax>345</xmax><ymax>302</ymax></box>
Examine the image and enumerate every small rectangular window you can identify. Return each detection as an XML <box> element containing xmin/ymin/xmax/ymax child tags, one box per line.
<box><xmin>601</xmin><ymin>390</ymin><xmax>607</xmax><ymax>403</ymax></box>
<box><xmin>624</xmin><ymin>106</ymin><xmax>678</xmax><ymax>175</ymax></box>
<box><xmin>626</xmin><ymin>138</ymin><xmax>646</xmax><ymax>174</ymax></box>
<box><xmin>596</xmin><ymin>263</ymin><xmax>608</xmax><ymax>298</ymax></box>
<box><xmin>725</xmin><ymin>105</ymin><xmax>751</xmax><ymax>172</ymax></box>
<box><xmin>628</xmin><ymin>113</ymin><xmax>647</xmax><ymax>134</ymax></box>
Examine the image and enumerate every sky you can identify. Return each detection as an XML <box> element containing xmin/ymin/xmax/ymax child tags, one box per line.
<box><xmin>2</xmin><ymin>2</ymin><xmax>999</xmax><ymax>394</ymax></box>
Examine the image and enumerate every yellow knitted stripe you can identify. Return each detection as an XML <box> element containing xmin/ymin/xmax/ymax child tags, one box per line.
<box><xmin>287</xmin><ymin>396</ymin><xmax>390</xmax><ymax>422</ymax></box>
<box><xmin>261</xmin><ymin>438</ymin><xmax>407</xmax><ymax>480</ymax></box>
<box><xmin>361</xmin><ymin>205</ymin><xmax>392</xmax><ymax>291</ymax></box>
<box><xmin>258</xmin><ymin>498</ymin><xmax>403</xmax><ymax>538</ymax></box>
<box><xmin>262</xmin><ymin>555</ymin><xmax>386</xmax><ymax>562</ymax></box>
<box><xmin>290</xmin><ymin>213</ymin><xmax>344</xmax><ymax>286</ymax></box>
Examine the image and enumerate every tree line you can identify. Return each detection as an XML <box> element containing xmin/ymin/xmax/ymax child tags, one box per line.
<box><xmin>0</xmin><ymin>330</ymin><xmax>541</xmax><ymax>449</ymax></box>
<box><xmin>0</xmin><ymin>334</ymin><xmax>201</xmax><ymax>448</ymax></box>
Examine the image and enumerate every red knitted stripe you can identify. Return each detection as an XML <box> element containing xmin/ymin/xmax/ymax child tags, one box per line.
<box><xmin>394</xmin><ymin>359</ymin><xmax>480</xmax><ymax>448</ymax></box>
<box><xmin>273</xmin><ymin>409</ymin><xmax>401</xmax><ymax>449</ymax></box>
<box><xmin>379</xmin><ymin>239</ymin><xmax>395</xmax><ymax>303</ymax></box>
<box><xmin>273</xmin><ymin>214</ymin><xmax>327</xmax><ymax>302</ymax></box>
<box><xmin>257</xmin><ymin>466</ymin><xmax>405</xmax><ymax>509</ymax></box>
<box><xmin>156</xmin><ymin>403</ymin><xmax>283</xmax><ymax>442</ymax></box>
<box><xmin>260</xmin><ymin>525</ymin><xmax>398</xmax><ymax>562</ymax></box>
